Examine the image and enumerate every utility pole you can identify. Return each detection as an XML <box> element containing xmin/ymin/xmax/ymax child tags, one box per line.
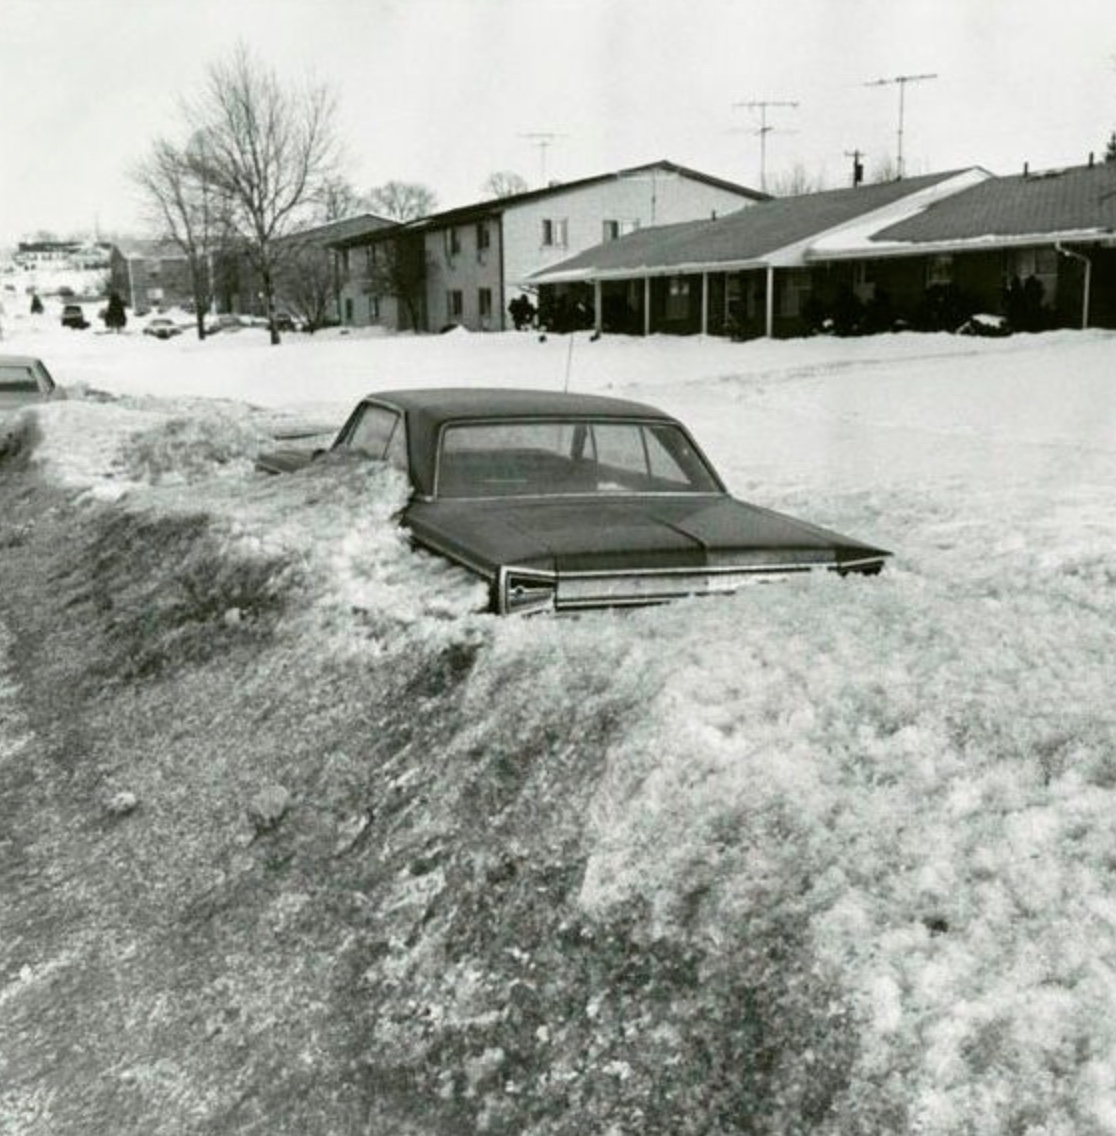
<box><xmin>864</xmin><ymin>73</ymin><xmax>937</xmax><ymax>179</ymax></box>
<box><xmin>732</xmin><ymin>99</ymin><xmax>798</xmax><ymax>193</ymax></box>
<box><xmin>518</xmin><ymin>132</ymin><xmax>566</xmax><ymax>187</ymax></box>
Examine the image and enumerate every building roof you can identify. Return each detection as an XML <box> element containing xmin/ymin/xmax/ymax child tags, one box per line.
<box><xmin>111</xmin><ymin>238</ymin><xmax>187</xmax><ymax>260</ymax></box>
<box><xmin>530</xmin><ymin>169</ymin><xmax>976</xmax><ymax>282</ymax></box>
<box><xmin>870</xmin><ymin>161</ymin><xmax>1116</xmax><ymax>246</ymax></box>
<box><xmin>327</xmin><ymin>161</ymin><xmax>767</xmax><ymax>248</ymax></box>
<box><xmin>285</xmin><ymin>212</ymin><xmax>397</xmax><ymax>247</ymax></box>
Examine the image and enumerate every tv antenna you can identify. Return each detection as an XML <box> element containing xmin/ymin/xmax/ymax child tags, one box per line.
<box><xmin>732</xmin><ymin>100</ymin><xmax>799</xmax><ymax>193</ymax></box>
<box><xmin>518</xmin><ymin>132</ymin><xmax>566</xmax><ymax>186</ymax></box>
<box><xmin>864</xmin><ymin>73</ymin><xmax>937</xmax><ymax>179</ymax></box>
<box><xmin>844</xmin><ymin>148</ymin><xmax>867</xmax><ymax>186</ymax></box>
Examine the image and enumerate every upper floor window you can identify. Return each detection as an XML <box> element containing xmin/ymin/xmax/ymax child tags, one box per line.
<box><xmin>445</xmin><ymin>228</ymin><xmax>462</xmax><ymax>257</ymax></box>
<box><xmin>602</xmin><ymin>219</ymin><xmax>639</xmax><ymax>242</ymax></box>
<box><xmin>476</xmin><ymin>222</ymin><xmax>491</xmax><ymax>251</ymax></box>
<box><xmin>541</xmin><ymin>218</ymin><xmax>568</xmax><ymax>248</ymax></box>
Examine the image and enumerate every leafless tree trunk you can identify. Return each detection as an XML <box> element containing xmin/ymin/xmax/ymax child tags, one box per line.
<box><xmin>188</xmin><ymin>43</ymin><xmax>339</xmax><ymax>345</ymax></box>
<box><xmin>133</xmin><ymin>135</ymin><xmax>224</xmax><ymax>339</ymax></box>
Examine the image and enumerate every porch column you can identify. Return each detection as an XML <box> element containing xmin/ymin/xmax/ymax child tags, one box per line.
<box><xmin>594</xmin><ymin>279</ymin><xmax>602</xmax><ymax>335</ymax></box>
<box><xmin>701</xmin><ymin>272</ymin><xmax>709</xmax><ymax>335</ymax></box>
<box><xmin>643</xmin><ymin>277</ymin><xmax>651</xmax><ymax>336</ymax></box>
<box><xmin>765</xmin><ymin>265</ymin><xmax>775</xmax><ymax>337</ymax></box>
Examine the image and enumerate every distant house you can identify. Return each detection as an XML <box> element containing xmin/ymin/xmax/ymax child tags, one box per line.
<box><xmin>14</xmin><ymin>240</ymin><xmax>111</xmax><ymax>272</ymax></box>
<box><xmin>532</xmin><ymin>159</ymin><xmax>1116</xmax><ymax>337</ymax></box>
<box><xmin>109</xmin><ymin>240</ymin><xmax>193</xmax><ymax>312</ymax></box>
<box><xmin>328</xmin><ymin>161</ymin><xmax>766</xmax><ymax>333</ymax></box>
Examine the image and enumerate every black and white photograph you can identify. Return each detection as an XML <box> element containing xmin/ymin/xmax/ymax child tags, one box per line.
<box><xmin>3</xmin><ymin>1</ymin><xmax>1116</xmax><ymax>1132</ymax></box>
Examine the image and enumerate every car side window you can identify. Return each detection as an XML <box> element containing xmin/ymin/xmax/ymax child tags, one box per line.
<box><xmin>341</xmin><ymin>404</ymin><xmax>406</xmax><ymax>470</ymax></box>
<box><xmin>0</xmin><ymin>366</ymin><xmax>37</xmax><ymax>392</ymax></box>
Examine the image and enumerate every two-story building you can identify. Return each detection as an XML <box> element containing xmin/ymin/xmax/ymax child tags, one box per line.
<box><xmin>329</xmin><ymin>161</ymin><xmax>766</xmax><ymax>332</ymax></box>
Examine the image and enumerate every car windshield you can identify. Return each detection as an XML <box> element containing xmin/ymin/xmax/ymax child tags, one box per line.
<box><xmin>436</xmin><ymin>418</ymin><xmax>721</xmax><ymax>499</ymax></box>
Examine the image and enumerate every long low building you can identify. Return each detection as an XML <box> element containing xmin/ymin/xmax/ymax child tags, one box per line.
<box><xmin>529</xmin><ymin>160</ymin><xmax>1116</xmax><ymax>337</ymax></box>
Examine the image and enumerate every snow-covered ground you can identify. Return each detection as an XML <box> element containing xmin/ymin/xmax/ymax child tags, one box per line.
<box><xmin>5</xmin><ymin>306</ymin><xmax>1116</xmax><ymax>1131</ymax></box>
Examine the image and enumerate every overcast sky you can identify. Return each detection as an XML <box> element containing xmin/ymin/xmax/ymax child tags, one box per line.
<box><xmin>2</xmin><ymin>0</ymin><xmax>1115</xmax><ymax>246</ymax></box>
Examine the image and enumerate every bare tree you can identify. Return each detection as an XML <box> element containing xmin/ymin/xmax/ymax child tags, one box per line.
<box><xmin>366</xmin><ymin>180</ymin><xmax>437</xmax><ymax>221</ymax></box>
<box><xmin>481</xmin><ymin>170</ymin><xmax>528</xmax><ymax>199</ymax></box>
<box><xmin>363</xmin><ymin>237</ymin><xmax>429</xmax><ymax>332</ymax></box>
<box><xmin>274</xmin><ymin>237</ymin><xmax>338</xmax><ymax>332</ymax></box>
<box><xmin>133</xmin><ymin>132</ymin><xmax>226</xmax><ymax>339</ymax></box>
<box><xmin>318</xmin><ymin>176</ymin><xmax>367</xmax><ymax>221</ymax></box>
<box><xmin>768</xmin><ymin>162</ymin><xmax>830</xmax><ymax>197</ymax></box>
<box><xmin>187</xmin><ymin>43</ymin><xmax>339</xmax><ymax>344</ymax></box>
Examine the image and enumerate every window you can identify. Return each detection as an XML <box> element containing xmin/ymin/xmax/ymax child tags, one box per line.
<box><xmin>344</xmin><ymin>297</ymin><xmax>354</xmax><ymax>323</ymax></box>
<box><xmin>339</xmin><ymin>404</ymin><xmax>407</xmax><ymax>470</ymax></box>
<box><xmin>780</xmin><ymin>269</ymin><xmax>812</xmax><ymax>318</ymax></box>
<box><xmin>926</xmin><ymin>255</ymin><xmax>953</xmax><ymax>287</ymax></box>
<box><xmin>666</xmin><ymin>277</ymin><xmax>690</xmax><ymax>321</ymax></box>
<box><xmin>476</xmin><ymin>222</ymin><xmax>490</xmax><ymax>251</ymax></box>
<box><xmin>448</xmin><ymin>290</ymin><xmax>463</xmax><ymax>319</ymax></box>
<box><xmin>370</xmin><ymin>295</ymin><xmax>380</xmax><ymax>321</ymax></box>
<box><xmin>436</xmin><ymin>420</ymin><xmax>719</xmax><ymax>498</ymax></box>
<box><xmin>541</xmin><ymin>218</ymin><xmax>568</xmax><ymax>248</ymax></box>
<box><xmin>602</xmin><ymin>219</ymin><xmax>639</xmax><ymax>242</ymax></box>
<box><xmin>478</xmin><ymin>288</ymin><xmax>493</xmax><ymax>318</ymax></box>
<box><xmin>445</xmin><ymin>228</ymin><xmax>461</xmax><ymax>257</ymax></box>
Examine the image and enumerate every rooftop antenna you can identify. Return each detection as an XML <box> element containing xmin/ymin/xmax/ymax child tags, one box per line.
<box><xmin>732</xmin><ymin>100</ymin><xmax>799</xmax><ymax>193</ymax></box>
<box><xmin>844</xmin><ymin>149</ymin><xmax>867</xmax><ymax>186</ymax></box>
<box><xmin>863</xmin><ymin>73</ymin><xmax>938</xmax><ymax>179</ymax></box>
<box><xmin>518</xmin><ymin>132</ymin><xmax>566</xmax><ymax>186</ymax></box>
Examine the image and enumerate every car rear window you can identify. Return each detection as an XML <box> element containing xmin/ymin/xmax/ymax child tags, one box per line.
<box><xmin>436</xmin><ymin>419</ymin><xmax>720</xmax><ymax>498</ymax></box>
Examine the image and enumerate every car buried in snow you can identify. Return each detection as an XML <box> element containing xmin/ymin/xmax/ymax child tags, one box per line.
<box><xmin>0</xmin><ymin>354</ymin><xmax>62</xmax><ymax>412</ymax></box>
<box><xmin>256</xmin><ymin>388</ymin><xmax>891</xmax><ymax>615</ymax></box>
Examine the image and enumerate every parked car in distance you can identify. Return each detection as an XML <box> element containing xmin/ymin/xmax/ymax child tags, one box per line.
<box><xmin>205</xmin><ymin>313</ymin><xmax>250</xmax><ymax>335</ymax></box>
<box><xmin>0</xmin><ymin>354</ymin><xmax>62</xmax><ymax>411</ymax></box>
<box><xmin>61</xmin><ymin>303</ymin><xmax>89</xmax><ymax>329</ymax></box>
<box><xmin>144</xmin><ymin>317</ymin><xmax>182</xmax><ymax>340</ymax></box>
<box><xmin>257</xmin><ymin>388</ymin><xmax>891</xmax><ymax>615</ymax></box>
<box><xmin>272</xmin><ymin>312</ymin><xmax>298</xmax><ymax>333</ymax></box>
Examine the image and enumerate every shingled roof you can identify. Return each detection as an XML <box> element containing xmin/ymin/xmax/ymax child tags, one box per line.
<box><xmin>871</xmin><ymin>161</ymin><xmax>1116</xmax><ymax>245</ymax></box>
<box><xmin>531</xmin><ymin>170</ymin><xmax>977</xmax><ymax>282</ymax></box>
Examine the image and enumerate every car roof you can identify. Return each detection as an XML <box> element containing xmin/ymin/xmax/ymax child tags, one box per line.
<box><xmin>365</xmin><ymin>386</ymin><xmax>673</xmax><ymax>422</ymax></box>
<box><xmin>0</xmin><ymin>354</ymin><xmax>47</xmax><ymax>367</ymax></box>
<box><xmin>357</xmin><ymin>387</ymin><xmax>681</xmax><ymax>497</ymax></box>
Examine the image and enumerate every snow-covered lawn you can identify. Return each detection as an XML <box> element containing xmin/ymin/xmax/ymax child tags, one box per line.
<box><xmin>5</xmin><ymin>310</ymin><xmax>1116</xmax><ymax>1132</ymax></box>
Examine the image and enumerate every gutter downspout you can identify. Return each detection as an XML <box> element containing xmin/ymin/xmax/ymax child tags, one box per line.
<box><xmin>1055</xmin><ymin>243</ymin><xmax>1091</xmax><ymax>330</ymax></box>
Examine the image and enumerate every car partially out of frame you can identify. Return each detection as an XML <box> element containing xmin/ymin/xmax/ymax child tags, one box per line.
<box><xmin>0</xmin><ymin>354</ymin><xmax>62</xmax><ymax>412</ymax></box>
<box><xmin>257</xmin><ymin>387</ymin><xmax>891</xmax><ymax>615</ymax></box>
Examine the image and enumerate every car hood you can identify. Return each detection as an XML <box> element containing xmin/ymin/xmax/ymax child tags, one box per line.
<box><xmin>406</xmin><ymin>494</ymin><xmax>890</xmax><ymax>574</ymax></box>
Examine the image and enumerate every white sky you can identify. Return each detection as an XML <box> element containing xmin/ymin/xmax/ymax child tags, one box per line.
<box><xmin>2</xmin><ymin>0</ymin><xmax>1115</xmax><ymax>246</ymax></box>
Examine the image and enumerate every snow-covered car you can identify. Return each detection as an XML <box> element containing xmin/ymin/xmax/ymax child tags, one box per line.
<box><xmin>257</xmin><ymin>388</ymin><xmax>891</xmax><ymax>615</ymax></box>
<box><xmin>144</xmin><ymin>317</ymin><xmax>182</xmax><ymax>339</ymax></box>
<box><xmin>0</xmin><ymin>354</ymin><xmax>62</xmax><ymax>411</ymax></box>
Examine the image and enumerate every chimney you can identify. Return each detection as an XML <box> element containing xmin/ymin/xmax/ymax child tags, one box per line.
<box><xmin>1023</xmin><ymin>161</ymin><xmax>1029</xmax><ymax>176</ymax></box>
<box><xmin>1089</xmin><ymin>152</ymin><xmax>1095</xmax><ymax>167</ymax></box>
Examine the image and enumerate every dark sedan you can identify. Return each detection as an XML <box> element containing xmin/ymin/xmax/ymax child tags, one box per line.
<box><xmin>258</xmin><ymin>388</ymin><xmax>891</xmax><ymax>614</ymax></box>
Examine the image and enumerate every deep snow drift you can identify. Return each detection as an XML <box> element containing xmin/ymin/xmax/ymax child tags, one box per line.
<box><xmin>4</xmin><ymin>306</ymin><xmax>1116</xmax><ymax>1133</ymax></box>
